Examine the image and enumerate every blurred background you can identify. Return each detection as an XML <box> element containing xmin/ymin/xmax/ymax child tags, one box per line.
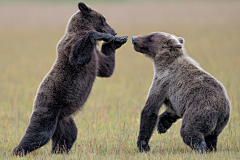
<box><xmin>0</xmin><ymin>0</ymin><xmax>240</xmax><ymax>159</ymax></box>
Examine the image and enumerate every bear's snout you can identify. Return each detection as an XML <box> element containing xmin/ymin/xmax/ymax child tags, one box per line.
<box><xmin>132</xmin><ymin>36</ymin><xmax>137</xmax><ymax>44</ymax></box>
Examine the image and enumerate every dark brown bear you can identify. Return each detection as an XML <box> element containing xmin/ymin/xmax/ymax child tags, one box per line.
<box><xmin>132</xmin><ymin>32</ymin><xmax>230</xmax><ymax>153</ymax></box>
<box><xmin>13</xmin><ymin>2</ymin><xmax>127</xmax><ymax>156</ymax></box>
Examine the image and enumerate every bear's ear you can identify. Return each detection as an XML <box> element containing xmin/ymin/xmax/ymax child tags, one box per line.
<box><xmin>173</xmin><ymin>44</ymin><xmax>183</xmax><ymax>49</ymax></box>
<box><xmin>78</xmin><ymin>2</ymin><xmax>91</xmax><ymax>14</ymax></box>
<box><xmin>178</xmin><ymin>37</ymin><xmax>185</xmax><ymax>44</ymax></box>
<box><xmin>169</xmin><ymin>43</ymin><xmax>182</xmax><ymax>49</ymax></box>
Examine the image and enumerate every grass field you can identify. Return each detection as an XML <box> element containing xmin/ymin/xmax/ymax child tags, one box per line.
<box><xmin>0</xmin><ymin>1</ymin><xmax>240</xmax><ymax>159</ymax></box>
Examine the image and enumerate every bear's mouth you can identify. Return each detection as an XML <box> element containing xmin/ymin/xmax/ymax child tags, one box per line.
<box><xmin>133</xmin><ymin>44</ymin><xmax>149</xmax><ymax>54</ymax></box>
<box><xmin>100</xmin><ymin>29</ymin><xmax>117</xmax><ymax>36</ymax></box>
<box><xmin>102</xmin><ymin>29</ymin><xmax>108</xmax><ymax>34</ymax></box>
<box><xmin>96</xmin><ymin>29</ymin><xmax>109</xmax><ymax>35</ymax></box>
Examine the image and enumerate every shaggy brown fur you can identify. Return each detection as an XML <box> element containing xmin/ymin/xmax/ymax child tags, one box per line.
<box><xmin>132</xmin><ymin>32</ymin><xmax>230</xmax><ymax>153</ymax></box>
<box><xmin>12</xmin><ymin>2</ymin><xmax>127</xmax><ymax>156</ymax></box>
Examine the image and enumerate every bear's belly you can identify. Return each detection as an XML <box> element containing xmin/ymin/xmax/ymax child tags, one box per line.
<box><xmin>59</xmin><ymin>75</ymin><xmax>95</xmax><ymax>118</ymax></box>
<box><xmin>34</xmin><ymin>57</ymin><xmax>98</xmax><ymax>119</ymax></box>
<box><xmin>59</xmin><ymin>69</ymin><xmax>97</xmax><ymax>118</ymax></box>
<box><xmin>164</xmin><ymin>99</ymin><xmax>183</xmax><ymax>117</ymax></box>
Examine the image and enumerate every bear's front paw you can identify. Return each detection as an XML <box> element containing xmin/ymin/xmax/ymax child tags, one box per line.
<box><xmin>12</xmin><ymin>147</ymin><xmax>24</xmax><ymax>157</ymax></box>
<box><xmin>102</xmin><ymin>34</ymin><xmax>115</xmax><ymax>42</ymax></box>
<box><xmin>111</xmin><ymin>36</ymin><xmax>128</xmax><ymax>49</ymax></box>
<box><xmin>96</xmin><ymin>33</ymin><xmax>115</xmax><ymax>42</ymax></box>
<box><xmin>157</xmin><ymin>117</ymin><xmax>172</xmax><ymax>134</ymax></box>
<box><xmin>114</xmin><ymin>36</ymin><xmax>128</xmax><ymax>44</ymax></box>
<box><xmin>137</xmin><ymin>140</ymin><xmax>150</xmax><ymax>153</ymax></box>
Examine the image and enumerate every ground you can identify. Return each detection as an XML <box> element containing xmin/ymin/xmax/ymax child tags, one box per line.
<box><xmin>0</xmin><ymin>1</ymin><xmax>240</xmax><ymax>159</ymax></box>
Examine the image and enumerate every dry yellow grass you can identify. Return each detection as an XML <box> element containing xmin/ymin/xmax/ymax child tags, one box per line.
<box><xmin>0</xmin><ymin>1</ymin><xmax>240</xmax><ymax>159</ymax></box>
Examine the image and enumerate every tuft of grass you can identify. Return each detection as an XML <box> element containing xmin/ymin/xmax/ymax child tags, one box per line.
<box><xmin>0</xmin><ymin>1</ymin><xmax>240</xmax><ymax>159</ymax></box>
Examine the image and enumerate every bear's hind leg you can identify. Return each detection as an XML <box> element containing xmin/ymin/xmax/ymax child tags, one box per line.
<box><xmin>51</xmin><ymin>116</ymin><xmax>78</xmax><ymax>154</ymax></box>
<box><xmin>180</xmin><ymin>126</ymin><xmax>207</xmax><ymax>153</ymax></box>
<box><xmin>205</xmin><ymin>134</ymin><xmax>218</xmax><ymax>152</ymax></box>
<box><xmin>204</xmin><ymin>113</ymin><xmax>230</xmax><ymax>152</ymax></box>
<box><xmin>180</xmin><ymin>110</ymin><xmax>219</xmax><ymax>153</ymax></box>
<box><xmin>12</xmin><ymin>108</ymin><xmax>61</xmax><ymax>156</ymax></box>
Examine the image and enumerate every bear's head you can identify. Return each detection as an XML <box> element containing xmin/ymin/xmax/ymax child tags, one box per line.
<box><xmin>66</xmin><ymin>2</ymin><xmax>117</xmax><ymax>36</ymax></box>
<box><xmin>132</xmin><ymin>32</ymin><xmax>184</xmax><ymax>59</ymax></box>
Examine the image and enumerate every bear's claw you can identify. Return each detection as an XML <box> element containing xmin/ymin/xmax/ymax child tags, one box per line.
<box><xmin>110</xmin><ymin>36</ymin><xmax>128</xmax><ymax>49</ymax></box>
<box><xmin>114</xmin><ymin>36</ymin><xmax>128</xmax><ymax>44</ymax></box>
<box><xmin>137</xmin><ymin>140</ymin><xmax>150</xmax><ymax>153</ymax></box>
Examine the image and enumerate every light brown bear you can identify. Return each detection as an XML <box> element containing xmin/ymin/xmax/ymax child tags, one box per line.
<box><xmin>132</xmin><ymin>32</ymin><xmax>231</xmax><ymax>153</ymax></box>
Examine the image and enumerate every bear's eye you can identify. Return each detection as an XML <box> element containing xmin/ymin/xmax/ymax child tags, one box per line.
<box><xmin>102</xmin><ymin>17</ymin><xmax>106</xmax><ymax>23</ymax></box>
<box><xmin>147</xmin><ymin>35</ymin><xmax>153</xmax><ymax>43</ymax></box>
<box><xmin>167</xmin><ymin>40</ymin><xmax>171</xmax><ymax>46</ymax></box>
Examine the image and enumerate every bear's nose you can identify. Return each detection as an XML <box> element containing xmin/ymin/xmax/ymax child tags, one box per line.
<box><xmin>114</xmin><ymin>31</ymin><xmax>117</xmax><ymax>36</ymax></box>
<box><xmin>132</xmin><ymin>36</ymin><xmax>136</xmax><ymax>44</ymax></box>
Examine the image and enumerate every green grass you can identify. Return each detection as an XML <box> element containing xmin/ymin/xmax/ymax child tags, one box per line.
<box><xmin>0</xmin><ymin>1</ymin><xmax>240</xmax><ymax>159</ymax></box>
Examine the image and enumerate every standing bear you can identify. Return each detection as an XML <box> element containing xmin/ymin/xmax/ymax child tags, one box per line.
<box><xmin>13</xmin><ymin>2</ymin><xmax>127</xmax><ymax>156</ymax></box>
<box><xmin>132</xmin><ymin>32</ymin><xmax>230</xmax><ymax>153</ymax></box>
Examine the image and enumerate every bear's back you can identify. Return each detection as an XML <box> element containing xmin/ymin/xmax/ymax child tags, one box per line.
<box><xmin>166</xmin><ymin>57</ymin><xmax>230</xmax><ymax>117</ymax></box>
